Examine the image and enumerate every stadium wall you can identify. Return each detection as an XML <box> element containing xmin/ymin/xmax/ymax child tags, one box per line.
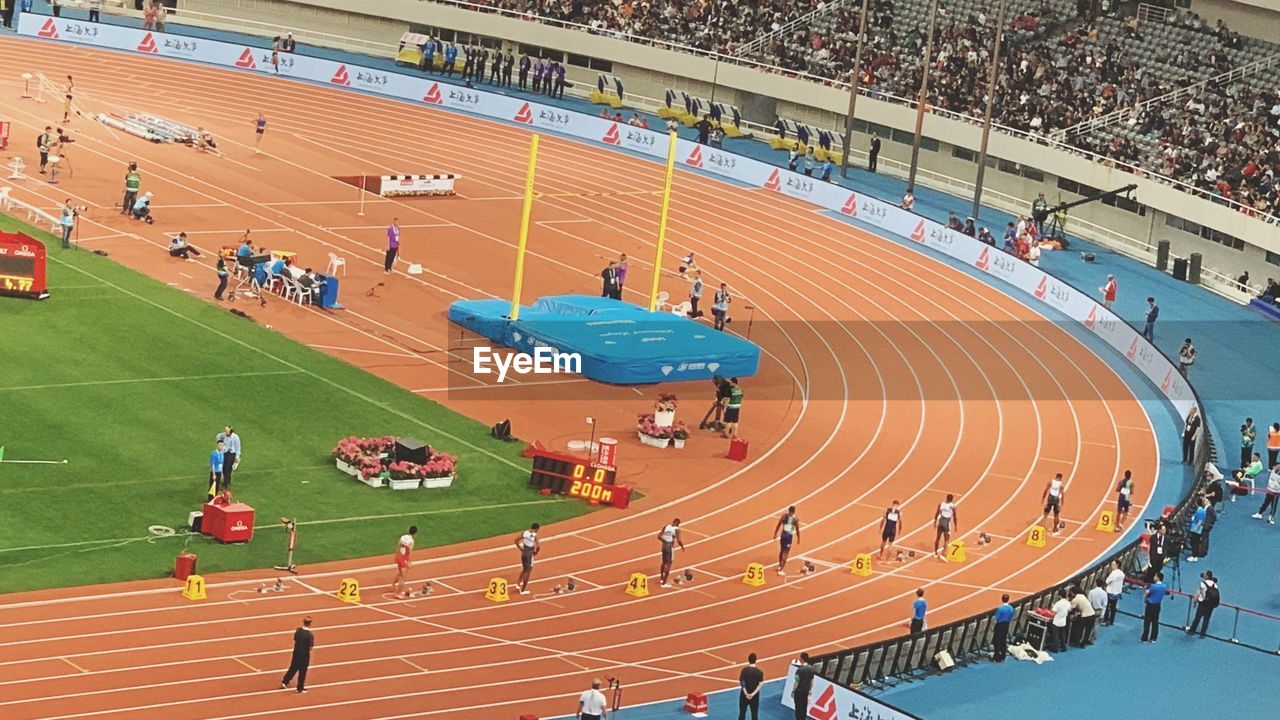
<box><xmin>172</xmin><ymin>0</ymin><xmax>1279</xmax><ymax>279</ymax></box>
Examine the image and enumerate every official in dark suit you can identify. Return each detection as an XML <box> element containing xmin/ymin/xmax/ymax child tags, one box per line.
<box><xmin>1182</xmin><ymin>407</ymin><xmax>1201</xmax><ymax>464</ymax></box>
<box><xmin>1145</xmin><ymin>523</ymin><xmax>1167</xmax><ymax>583</ymax></box>
<box><xmin>601</xmin><ymin>262</ymin><xmax>621</xmax><ymax>300</ymax></box>
<box><xmin>281</xmin><ymin>616</ymin><xmax>315</xmax><ymax>693</ymax></box>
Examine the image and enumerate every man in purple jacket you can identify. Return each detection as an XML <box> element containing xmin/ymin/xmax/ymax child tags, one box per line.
<box><xmin>385</xmin><ymin>218</ymin><xmax>400</xmax><ymax>274</ymax></box>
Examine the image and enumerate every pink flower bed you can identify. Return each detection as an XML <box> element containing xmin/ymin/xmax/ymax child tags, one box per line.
<box><xmin>332</xmin><ymin>436</ymin><xmax>457</xmax><ymax>482</ymax></box>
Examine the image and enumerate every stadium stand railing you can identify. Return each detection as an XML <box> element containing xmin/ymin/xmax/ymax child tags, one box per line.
<box><xmin>731</xmin><ymin>0</ymin><xmax>853</xmax><ymax>59</ymax></box>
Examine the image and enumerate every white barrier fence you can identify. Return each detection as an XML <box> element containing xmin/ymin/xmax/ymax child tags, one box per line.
<box><xmin>781</xmin><ymin>668</ymin><xmax>920</xmax><ymax>720</ymax></box>
<box><xmin>16</xmin><ymin>13</ymin><xmax>1197</xmax><ymax>421</ymax></box>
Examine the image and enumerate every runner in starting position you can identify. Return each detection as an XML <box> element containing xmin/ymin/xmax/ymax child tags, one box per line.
<box><xmin>514</xmin><ymin>523</ymin><xmax>540</xmax><ymax>595</ymax></box>
<box><xmin>658</xmin><ymin>519</ymin><xmax>685</xmax><ymax>586</ymax></box>
<box><xmin>1041</xmin><ymin>473</ymin><xmax>1066</xmax><ymax>535</ymax></box>
<box><xmin>933</xmin><ymin>495</ymin><xmax>958</xmax><ymax>561</ymax></box>
<box><xmin>879</xmin><ymin>500</ymin><xmax>902</xmax><ymax>561</ymax></box>
<box><xmin>391</xmin><ymin>525</ymin><xmax>417</xmax><ymax>597</ymax></box>
<box><xmin>773</xmin><ymin>506</ymin><xmax>800</xmax><ymax>575</ymax></box>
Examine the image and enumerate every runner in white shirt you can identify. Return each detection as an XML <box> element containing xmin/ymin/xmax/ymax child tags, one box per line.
<box><xmin>657</xmin><ymin>519</ymin><xmax>685</xmax><ymax>587</ymax></box>
<box><xmin>933</xmin><ymin>494</ymin><xmax>958</xmax><ymax>561</ymax></box>
<box><xmin>1040</xmin><ymin>473</ymin><xmax>1066</xmax><ymax>535</ymax></box>
<box><xmin>513</xmin><ymin>523</ymin><xmax>541</xmax><ymax>595</ymax></box>
<box><xmin>391</xmin><ymin>525</ymin><xmax>418</xmax><ymax>598</ymax></box>
<box><xmin>576</xmin><ymin>678</ymin><xmax>608</xmax><ymax>720</ymax></box>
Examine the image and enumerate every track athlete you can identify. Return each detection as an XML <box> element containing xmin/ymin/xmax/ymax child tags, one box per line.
<box><xmin>773</xmin><ymin>506</ymin><xmax>801</xmax><ymax>575</ymax></box>
<box><xmin>658</xmin><ymin>519</ymin><xmax>686</xmax><ymax>586</ymax></box>
<box><xmin>391</xmin><ymin>525</ymin><xmax>418</xmax><ymax>597</ymax></box>
<box><xmin>933</xmin><ymin>494</ymin><xmax>959</xmax><ymax>561</ymax></box>
<box><xmin>879</xmin><ymin>500</ymin><xmax>903</xmax><ymax>561</ymax></box>
<box><xmin>514</xmin><ymin>523</ymin><xmax>541</xmax><ymax>595</ymax></box>
<box><xmin>1041</xmin><ymin>473</ymin><xmax>1066</xmax><ymax>535</ymax></box>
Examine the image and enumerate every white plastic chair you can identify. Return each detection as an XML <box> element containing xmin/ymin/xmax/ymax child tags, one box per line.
<box><xmin>655</xmin><ymin>290</ymin><xmax>670</xmax><ymax>311</ymax></box>
<box><xmin>326</xmin><ymin>252</ymin><xmax>347</xmax><ymax>277</ymax></box>
<box><xmin>670</xmin><ymin>300</ymin><xmax>691</xmax><ymax>317</ymax></box>
<box><xmin>0</xmin><ymin>187</ymin><xmax>11</xmax><ymax>211</ymax></box>
<box><xmin>285</xmin><ymin>277</ymin><xmax>312</xmax><ymax>306</ymax></box>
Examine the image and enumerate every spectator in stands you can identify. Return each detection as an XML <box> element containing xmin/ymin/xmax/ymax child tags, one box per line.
<box><xmin>736</xmin><ymin>653</ymin><xmax>764</xmax><ymax>720</ymax></box>
<box><xmin>1142</xmin><ymin>297</ymin><xmax>1158</xmax><ymax>341</ymax></box>
<box><xmin>991</xmin><ymin>594</ymin><xmax>1014</xmax><ymax>662</ymax></box>
<box><xmin>946</xmin><ymin>212</ymin><xmax>962</xmax><ymax>232</ymax></box>
<box><xmin>155</xmin><ymin>1</ymin><xmax>167</xmax><ymax>32</ymax></box>
<box><xmin>1186</xmin><ymin>571</ymin><xmax>1223</xmax><ymax>638</ymax></box>
<box><xmin>142</xmin><ymin>1</ymin><xmax>157</xmax><ymax>30</ymax></box>
<box><xmin>1141</xmin><ymin>571</ymin><xmax>1167</xmax><ymax>643</ymax></box>
<box><xmin>868</xmin><ymin>132</ymin><xmax>881</xmax><ymax>173</ymax></box>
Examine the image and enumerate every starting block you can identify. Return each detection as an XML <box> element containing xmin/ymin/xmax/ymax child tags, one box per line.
<box><xmin>851</xmin><ymin>553</ymin><xmax>873</xmax><ymax>577</ymax></box>
<box><xmin>625</xmin><ymin>572</ymin><xmax>650</xmax><ymax>598</ymax></box>
<box><xmin>336</xmin><ymin>578</ymin><xmax>361</xmax><ymax>603</ymax></box>
<box><xmin>1096</xmin><ymin>510</ymin><xmax>1116</xmax><ymax>532</ymax></box>
<box><xmin>181</xmin><ymin>574</ymin><xmax>206</xmax><ymax>601</ymax></box>
<box><xmin>484</xmin><ymin>577</ymin><xmax>509</xmax><ymax>603</ymax></box>
<box><xmin>743</xmin><ymin>562</ymin><xmax>766</xmax><ymax>587</ymax></box>
<box><xmin>1026</xmin><ymin>525</ymin><xmax>1047</xmax><ymax>548</ymax></box>
<box><xmin>945</xmin><ymin>540</ymin><xmax>966</xmax><ymax>563</ymax></box>
<box><xmin>683</xmin><ymin>692</ymin><xmax>709</xmax><ymax>713</ymax></box>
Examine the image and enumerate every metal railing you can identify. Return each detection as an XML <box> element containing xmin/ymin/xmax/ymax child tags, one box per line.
<box><xmin>1136</xmin><ymin>2</ymin><xmax>1174</xmax><ymax>25</ymax></box>
<box><xmin>732</xmin><ymin>1</ymin><xmax>852</xmax><ymax>58</ymax></box>
<box><xmin>814</xmin><ymin>420</ymin><xmax>1213</xmax><ymax>690</ymax></box>
<box><xmin>1118</xmin><ymin>573</ymin><xmax>1280</xmax><ymax>653</ymax></box>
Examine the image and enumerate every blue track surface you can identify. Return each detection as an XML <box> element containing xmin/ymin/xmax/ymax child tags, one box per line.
<box><xmin>449</xmin><ymin>295</ymin><xmax>760</xmax><ymax>384</ymax></box>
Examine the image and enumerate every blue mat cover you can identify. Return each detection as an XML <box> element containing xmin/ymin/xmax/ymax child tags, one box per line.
<box><xmin>448</xmin><ymin>295</ymin><xmax>760</xmax><ymax>384</ymax></box>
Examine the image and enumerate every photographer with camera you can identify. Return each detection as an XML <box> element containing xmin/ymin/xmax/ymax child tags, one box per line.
<box><xmin>58</xmin><ymin>200</ymin><xmax>77</xmax><ymax>249</ymax></box>
<box><xmin>699</xmin><ymin>375</ymin><xmax>732</xmax><ymax>432</ymax></box>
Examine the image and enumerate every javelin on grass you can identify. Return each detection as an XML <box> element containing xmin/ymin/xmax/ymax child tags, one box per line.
<box><xmin>0</xmin><ymin>446</ymin><xmax>69</xmax><ymax>464</ymax></box>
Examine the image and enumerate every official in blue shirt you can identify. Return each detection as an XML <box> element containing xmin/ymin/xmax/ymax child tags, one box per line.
<box><xmin>207</xmin><ymin>440</ymin><xmax>225</xmax><ymax>501</ymax></box>
<box><xmin>1141</xmin><ymin>572</ymin><xmax>1167</xmax><ymax>642</ymax></box>
<box><xmin>216</xmin><ymin>426</ymin><xmax>242</xmax><ymax>491</ymax></box>
<box><xmin>1187</xmin><ymin>500</ymin><xmax>1207</xmax><ymax>562</ymax></box>
<box><xmin>992</xmin><ymin>594</ymin><xmax>1015</xmax><ymax>662</ymax></box>
<box><xmin>443</xmin><ymin>43</ymin><xmax>458</xmax><ymax>77</ymax></box>
<box><xmin>910</xmin><ymin>588</ymin><xmax>927</xmax><ymax>635</ymax></box>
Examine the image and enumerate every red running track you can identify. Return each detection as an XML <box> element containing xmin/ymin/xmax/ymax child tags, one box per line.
<box><xmin>0</xmin><ymin>36</ymin><xmax>1158</xmax><ymax>720</ymax></box>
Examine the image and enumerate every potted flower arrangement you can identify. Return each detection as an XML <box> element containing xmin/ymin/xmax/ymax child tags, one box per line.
<box><xmin>331</xmin><ymin>436</ymin><xmax>456</xmax><ymax>489</ymax></box>
<box><xmin>672</xmin><ymin>423</ymin><xmax>690</xmax><ymax>449</ymax></box>
<box><xmin>636</xmin><ymin>413</ymin><xmax>670</xmax><ymax>447</ymax></box>
<box><xmin>653</xmin><ymin>392</ymin><xmax>678</xmax><ymax>428</ymax></box>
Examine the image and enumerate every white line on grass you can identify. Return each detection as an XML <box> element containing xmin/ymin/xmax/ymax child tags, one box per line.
<box><xmin>0</xmin><ymin>370</ymin><xmax>300</xmax><ymax>392</ymax></box>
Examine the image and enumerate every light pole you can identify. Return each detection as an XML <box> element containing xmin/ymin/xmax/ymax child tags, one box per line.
<box><xmin>906</xmin><ymin>0</ymin><xmax>939</xmax><ymax>192</ymax></box>
<box><xmin>972</xmin><ymin>0</ymin><xmax>1008</xmax><ymax>221</ymax></box>
<box><xmin>839</xmin><ymin>0</ymin><xmax>871</xmax><ymax>179</ymax></box>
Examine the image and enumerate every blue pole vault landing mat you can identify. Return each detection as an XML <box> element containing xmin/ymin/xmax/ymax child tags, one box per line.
<box><xmin>448</xmin><ymin>295</ymin><xmax>761</xmax><ymax>384</ymax></box>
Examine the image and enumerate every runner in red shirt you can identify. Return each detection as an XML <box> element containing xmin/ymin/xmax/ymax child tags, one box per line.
<box><xmin>392</xmin><ymin>525</ymin><xmax>418</xmax><ymax>598</ymax></box>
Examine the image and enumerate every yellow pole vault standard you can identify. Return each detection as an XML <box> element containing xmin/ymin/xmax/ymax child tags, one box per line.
<box><xmin>648</xmin><ymin>130</ymin><xmax>679</xmax><ymax>312</ymax></box>
<box><xmin>509</xmin><ymin>134</ymin><xmax>541</xmax><ymax>321</ymax></box>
